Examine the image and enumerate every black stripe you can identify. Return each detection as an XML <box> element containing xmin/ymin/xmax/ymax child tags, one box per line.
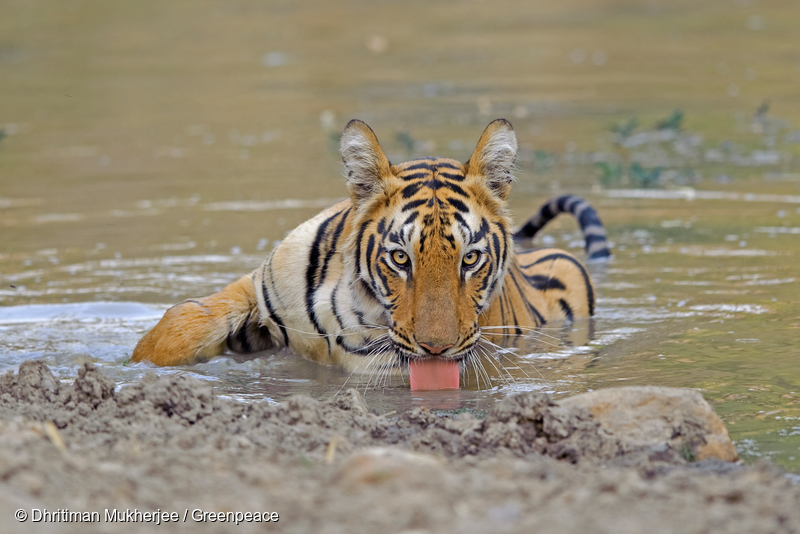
<box><xmin>375</xmin><ymin>257</ymin><xmax>392</xmax><ymax>294</ymax></box>
<box><xmin>402</xmin><ymin>199</ymin><xmax>427</xmax><ymax>211</ymax></box>
<box><xmin>403</xmin><ymin>211</ymin><xmax>418</xmax><ymax>226</ymax></box>
<box><xmin>330</xmin><ymin>280</ymin><xmax>346</xmax><ymax>331</ymax></box>
<box><xmin>401</xmin><ymin>182</ymin><xmax>424</xmax><ymax>198</ymax></box>
<box><xmin>365</xmin><ymin>234</ymin><xmax>375</xmax><ymax>277</ymax></box>
<box><xmin>540</xmin><ymin>202</ymin><xmax>555</xmax><ymax>222</ymax></box>
<box><xmin>435</xmin><ymin>161</ymin><xmax>461</xmax><ymax>170</ymax></box>
<box><xmin>227</xmin><ymin>316</ymin><xmax>252</xmax><ymax>353</ymax></box>
<box><xmin>439</xmin><ymin>181</ymin><xmax>467</xmax><ymax>196</ymax></box>
<box><xmin>393</xmin><ymin>329</ymin><xmax>413</xmax><ymax>346</ymax></box>
<box><xmin>490</xmin><ymin>232</ymin><xmax>501</xmax><ymax>266</ymax></box>
<box><xmin>498</xmin><ymin>285</ymin><xmax>507</xmax><ymax>326</ymax></box>
<box><xmin>524</xmin><ymin>253</ymin><xmax>594</xmax><ymax>316</ymax></box>
<box><xmin>397</xmin><ymin>172</ymin><xmax>429</xmax><ymax>181</ymax></box>
<box><xmin>485</xmin><ymin>278</ymin><xmax>500</xmax><ymax>310</ymax></box>
<box><xmin>578</xmin><ymin>208</ymin><xmax>603</xmax><ymax>229</ymax></box>
<box><xmin>261</xmin><ymin>266</ymin><xmax>289</xmax><ymax>346</ymax></box>
<box><xmin>436</xmin><ymin>171</ymin><xmax>466</xmax><ymax>181</ymax></box>
<box><xmin>334</xmin><ymin>332</ymin><xmax>390</xmax><ymax>356</ymax></box>
<box><xmin>507</xmin><ymin>267</ymin><xmax>545</xmax><ymax>326</ymax></box>
<box><xmin>476</xmin><ymin>265</ymin><xmax>492</xmax><ymax>293</ymax></box>
<box><xmin>471</xmin><ymin>224</ymin><xmax>488</xmax><ymax>244</ymax></box>
<box><xmin>559</xmin><ymin>299</ymin><xmax>574</xmax><ymax>321</ymax></box>
<box><xmin>319</xmin><ymin>208</ymin><xmax>349</xmax><ymax>285</ymax></box>
<box><xmin>442</xmin><ymin>232</ymin><xmax>456</xmax><ymax>248</ymax></box>
<box><xmin>305</xmin><ymin>212</ymin><xmax>337</xmax><ymax>340</ymax></box>
<box><xmin>448</xmin><ymin>198</ymin><xmax>469</xmax><ymax>213</ymax></box>
<box><xmin>401</xmin><ymin>162</ymin><xmax>432</xmax><ymax>172</ymax></box>
<box><xmin>495</xmin><ymin>224</ymin><xmax>509</xmax><ymax>271</ymax></box>
<box><xmin>556</xmin><ymin>195</ymin><xmax>571</xmax><ymax>212</ymax></box>
<box><xmin>491</xmin><ymin>225</ymin><xmax>509</xmax><ymax>277</ymax></box>
<box><xmin>523</xmin><ymin>274</ymin><xmax>566</xmax><ymax>291</ymax></box>
<box><xmin>585</xmin><ymin>234</ymin><xmax>606</xmax><ymax>246</ymax></box>
<box><xmin>354</xmin><ymin>219</ymin><xmax>371</xmax><ymax>276</ymax></box>
<box><xmin>357</xmin><ymin>278</ymin><xmax>379</xmax><ymax>304</ymax></box>
<box><xmin>514</xmin><ymin>219</ymin><xmax>544</xmax><ymax>239</ymax></box>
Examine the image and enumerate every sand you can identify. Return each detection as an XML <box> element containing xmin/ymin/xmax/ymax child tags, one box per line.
<box><xmin>1</xmin><ymin>360</ymin><xmax>798</xmax><ymax>533</ymax></box>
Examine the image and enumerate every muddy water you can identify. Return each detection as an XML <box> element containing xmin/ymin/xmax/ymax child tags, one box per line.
<box><xmin>2</xmin><ymin>0</ymin><xmax>800</xmax><ymax>469</ymax></box>
<box><xmin>2</xmin><ymin>186</ymin><xmax>799</xmax><ymax>469</ymax></box>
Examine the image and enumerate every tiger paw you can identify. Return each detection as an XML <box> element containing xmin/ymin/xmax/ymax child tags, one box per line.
<box><xmin>131</xmin><ymin>300</ymin><xmax>227</xmax><ymax>366</ymax></box>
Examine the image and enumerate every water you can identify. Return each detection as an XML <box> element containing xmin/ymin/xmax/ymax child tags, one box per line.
<box><xmin>2</xmin><ymin>0</ymin><xmax>800</xmax><ymax>470</ymax></box>
<box><xmin>1</xmin><ymin>187</ymin><xmax>798</xmax><ymax>468</ymax></box>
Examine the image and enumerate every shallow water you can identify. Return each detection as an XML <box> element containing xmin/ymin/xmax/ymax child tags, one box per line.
<box><xmin>2</xmin><ymin>186</ymin><xmax>799</xmax><ymax>469</ymax></box>
<box><xmin>2</xmin><ymin>0</ymin><xmax>800</xmax><ymax>470</ymax></box>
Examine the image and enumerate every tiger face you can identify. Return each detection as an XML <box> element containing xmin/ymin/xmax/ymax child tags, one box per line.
<box><xmin>340</xmin><ymin>119</ymin><xmax>517</xmax><ymax>363</ymax></box>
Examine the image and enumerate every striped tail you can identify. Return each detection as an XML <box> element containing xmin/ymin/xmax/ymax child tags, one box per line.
<box><xmin>513</xmin><ymin>195</ymin><xmax>611</xmax><ymax>261</ymax></box>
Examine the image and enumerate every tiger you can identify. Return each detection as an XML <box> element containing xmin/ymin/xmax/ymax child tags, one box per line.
<box><xmin>131</xmin><ymin>119</ymin><xmax>609</xmax><ymax>387</ymax></box>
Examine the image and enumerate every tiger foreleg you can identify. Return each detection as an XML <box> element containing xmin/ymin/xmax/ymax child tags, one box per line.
<box><xmin>131</xmin><ymin>273</ymin><xmax>273</xmax><ymax>366</ymax></box>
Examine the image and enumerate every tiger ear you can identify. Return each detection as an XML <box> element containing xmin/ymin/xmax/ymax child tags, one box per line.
<box><xmin>340</xmin><ymin>120</ymin><xmax>391</xmax><ymax>205</ymax></box>
<box><xmin>466</xmin><ymin>119</ymin><xmax>518</xmax><ymax>200</ymax></box>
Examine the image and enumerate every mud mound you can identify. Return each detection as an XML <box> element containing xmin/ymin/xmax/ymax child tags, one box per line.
<box><xmin>0</xmin><ymin>361</ymin><xmax>798</xmax><ymax>534</ymax></box>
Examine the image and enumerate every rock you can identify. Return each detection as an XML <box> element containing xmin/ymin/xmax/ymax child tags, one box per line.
<box><xmin>558</xmin><ymin>386</ymin><xmax>738</xmax><ymax>462</ymax></box>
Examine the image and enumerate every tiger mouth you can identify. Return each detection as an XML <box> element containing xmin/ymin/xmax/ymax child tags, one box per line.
<box><xmin>388</xmin><ymin>338</ymin><xmax>477</xmax><ymax>366</ymax></box>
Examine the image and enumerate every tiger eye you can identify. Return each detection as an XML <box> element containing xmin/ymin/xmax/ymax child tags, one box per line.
<box><xmin>392</xmin><ymin>250</ymin><xmax>409</xmax><ymax>265</ymax></box>
<box><xmin>463</xmin><ymin>251</ymin><xmax>479</xmax><ymax>266</ymax></box>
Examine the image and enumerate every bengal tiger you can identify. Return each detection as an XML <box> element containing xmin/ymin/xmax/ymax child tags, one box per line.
<box><xmin>131</xmin><ymin>119</ymin><xmax>609</xmax><ymax>388</ymax></box>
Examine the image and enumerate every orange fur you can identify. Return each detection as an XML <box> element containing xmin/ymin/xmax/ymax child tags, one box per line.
<box><xmin>131</xmin><ymin>275</ymin><xmax>258</xmax><ymax>366</ymax></box>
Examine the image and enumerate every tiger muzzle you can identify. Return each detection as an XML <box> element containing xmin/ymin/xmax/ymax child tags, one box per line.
<box><xmin>417</xmin><ymin>341</ymin><xmax>454</xmax><ymax>356</ymax></box>
<box><xmin>412</xmin><ymin>283</ymin><xmax>460</xmax><ymax>355</ymax></box>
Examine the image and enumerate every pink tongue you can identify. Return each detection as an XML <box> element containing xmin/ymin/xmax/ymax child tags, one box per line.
<box><xmin>409</xmin><ymin>359</ymin><xmax>460</xmax><ymax>391</ymax></box>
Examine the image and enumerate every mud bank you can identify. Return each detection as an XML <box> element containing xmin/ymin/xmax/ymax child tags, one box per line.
<box><xmin>1</xmin><ymin>361</ymin><xmax>798</xmax><ymax>534</ymax></box>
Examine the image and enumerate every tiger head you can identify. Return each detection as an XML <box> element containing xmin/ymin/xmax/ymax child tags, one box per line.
<box><xmin>340</xmin><ymin>119</ymin><xmax>517</xmax><ymax>364</ymax></box>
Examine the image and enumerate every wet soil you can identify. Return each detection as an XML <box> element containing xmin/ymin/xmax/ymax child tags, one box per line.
<box><xmin>1</xmin><ymin>361</ymin><xmax>798</xmax><ymax>533</ymax></box>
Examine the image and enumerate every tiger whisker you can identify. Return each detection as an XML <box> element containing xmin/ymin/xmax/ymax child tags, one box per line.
<box><xmin>275</xmin><ymin>323</ymin><xmax>387</xmax><ymax>340</ymax></box>
<box><xmin>479</xmin><ymin>328</ymin><xmax>563</xmax><ymax>349</ymax></box>
<box><xmin>478</xmin><ymin>337</ymin><xmax>544</xmax><ymax>381</ymax></box>
<box><xmin>335</xmin><ymin>336</ymin><xmax>391</xmax><ymax>395</ymax></box>
<box><xmin>471</xmin><ymin>349</ymin><xmax>491</xmax><ymax>391</ymax></box>
<box><xmin>479</xmin><ymin>325</ymin><xmax>565</xmax><ymax>342</ymax></box>
<box><xmin>488</xmin><ymin>341</ymin><xmax>539</xmax><ymax>382</ymax></box>
<box><xmin>461</xmin><ymin>352</ymin><xmax>472</xmax><ymax>389</ymax></box>
<box><xmin>361</xmin><ymin>340</ymin><xmax>393</xmax><ymax>393</ymax></box>
<box><xmin>372</xmin><ymin>342</ymin><xmax>397</xmax><ymax>390</ymax></box>
<box><xmin>336</xmin><ymin>349</ymin><xmax>373</xmax><ymax>395</ymax></box>
<box><xmin>473</xmin><ymin>345</ymin><xmax>499</xmax><ymax>389</ymax></box>
<box><xmin>475</xmin><ymin>343</ymin><xmax>511</xmax><ymax>387</ymax></box>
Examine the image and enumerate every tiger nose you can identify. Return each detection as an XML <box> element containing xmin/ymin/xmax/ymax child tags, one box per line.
<box><xmin>418</xmin><ymin>342</ymin><xmax>454</xmax><ymax>355</ymax></box>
